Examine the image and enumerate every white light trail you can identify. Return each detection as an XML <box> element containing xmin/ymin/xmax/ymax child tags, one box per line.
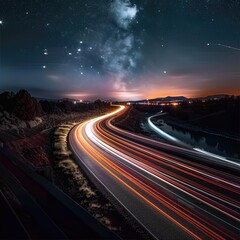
<box><xmin>105</xmin><ymin>123</ymin><xmax>239</xmax><ymax>188</ymax></box>
<box><xmin>217</xmin><ymin>43</ymin><xmax>240</xmax><ymax>51</ymax></box>
<box><xmin>148</xmin><ymin>114</ymin><xmax>239</xmax><ymax>166</ymax></box>
<box><xmin>194</xmin><ymin>148</ymin><xmax>240</xmax><ymax>167</ymax></box>
<box><xmin>83</xmin><ymin>115</ymin><xmax>240</xmax><ymax>223</ymax></box>
<box><xmin>147</xmin><ymin>114</ymin><xmax>178</xmax><ymax>142</ymax></box>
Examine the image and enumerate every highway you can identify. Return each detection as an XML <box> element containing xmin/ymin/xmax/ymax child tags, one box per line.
<box><xmin>69</xmin><ymin>105</ymin><xmax>240</xmax><ymax>240</ymax></box>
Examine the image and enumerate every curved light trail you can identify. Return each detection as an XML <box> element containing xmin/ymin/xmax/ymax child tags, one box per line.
<box><xmin>148</xmin><ymin>113</ymin><xmax>240</xmax><ymax>166</ymax></box>
<box><xmin>69</xmin><ymin>105</ymin><xmax>240</xmax><ymax>240</ymax></box>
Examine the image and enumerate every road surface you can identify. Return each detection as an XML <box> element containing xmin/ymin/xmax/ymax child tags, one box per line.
<box><xmin>69</xmin><ymin>105</ymin><xmax>240</xmax><ymax>240</ymax></box>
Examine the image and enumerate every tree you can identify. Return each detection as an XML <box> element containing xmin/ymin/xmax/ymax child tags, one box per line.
<box><xmin>12</xmin><ymin>89</ymin><xmax>41</xmax><ymax>121</ymax></box>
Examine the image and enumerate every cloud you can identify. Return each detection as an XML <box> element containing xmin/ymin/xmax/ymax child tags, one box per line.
<box><xmin>48</xmin><ymin>74</ymin><xmax>62</xmax><ymax>81</ymax></box>
<box><xmin>111</xmin><ymin>0</ymin><xmax>137</xmax><ymax>29</ymax></box>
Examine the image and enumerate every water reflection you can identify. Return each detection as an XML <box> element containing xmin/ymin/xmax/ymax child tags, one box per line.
<box><xmin>160</xmin><ymin>123</ymin><xmax>240</xmax><ymax>159</ymax></box>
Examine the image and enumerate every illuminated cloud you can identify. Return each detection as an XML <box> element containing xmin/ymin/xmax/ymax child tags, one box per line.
<box><xmin>111</xmin><ymin>0</ymin><xmax>137</xmax><ymax>30</ymax></box>
<box><xmin>48</xmin><ymin>75</ymin><xmax>61</xmax><ymax>81</ymax></box>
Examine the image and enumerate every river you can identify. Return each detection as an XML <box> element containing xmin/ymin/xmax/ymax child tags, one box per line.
<box><xmin>159</xmin><ymin>122</ymin><xmax>240</xmax><ymax>160</ymax></box>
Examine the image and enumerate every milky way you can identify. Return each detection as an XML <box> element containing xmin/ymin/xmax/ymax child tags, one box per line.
<box><xmin>101</xmin><ymin>0</ymin><xmax>141</xmax><ymax>95</ymax></box>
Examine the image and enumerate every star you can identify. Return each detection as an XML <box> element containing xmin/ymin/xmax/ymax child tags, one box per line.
<box><xmin>80</xmin><ymin>41</ymin><xmax>83</xmax><ymax>44</ymax></box>
<box><xmin>0</xmin><ymin>20</ymin><xmax>3</xmax><ymax>25</ymax></box>
<box><xmin>163</xmin><ymin>70</ymin><xmax>167</xmax><ymax>74</ymax></box>
<box><xmin>68</xmin><ymin>52</ymin><xmax>72</xmax><ymax>55</ymax></box>
<box><xmin>207</xmin><ymin>43</ymin><xmax>210</xmax><ymax>46</ymax></box>
<box><xmin>77</xmin><ymin>48</ymin><xmax>81</xmax><ymax>52</ymax></box>
<box><xmin>80</xmin><ymin>72</ymin><xmax>83</xmax><ymax>75</ymax></box>
<box><xmin>42</xmin><ymin>65</ymin><xmax>46</xmax><ymax>69</ymax></box>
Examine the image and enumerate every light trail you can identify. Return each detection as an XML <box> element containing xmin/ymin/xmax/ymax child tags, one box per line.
<box><xmin>69</xmin><ymin>105</ymin><xmax>240</xmax><ymax>240</ymax></box>
<box><xmin>207</xmin><ymin>43</ymin><xmax>240</xmax><ymax>51</ymax></box>
<box><xmin>147</xmin><ymin>113</ymin><xmax>240</xmax><ymax>167</ymax></box>
<box><xmin>148</xmin><ymin>114</ymin><xmax>179</xmax><ymax>142</ymax></box>
<box><xmin>75</xmin><ymin>126</ymin><xmax>201</xmax><ymax>240</ymax></box>
<box><xmin>89</xmin><ymin>120</ymin><xmax>240</xmax><ymax>221</ymax></box>
<box><xmin>194</xmin><ymin>148</ymin><xmax>240</xmax><ymax>167</ymax></box>
<box><xmin>99</xmin><ymin>121</ymin><xmax>240</xmax><ymax>190</ymax></box>
<box><xmin>217</xmin><ymin>43</ymin><xmax>240</xmax><ymax>51</ymax></box>
<box><xmin>93</xmin><ymin>128</ymin><xmax>240</xmax><ymax>212</ymax></box>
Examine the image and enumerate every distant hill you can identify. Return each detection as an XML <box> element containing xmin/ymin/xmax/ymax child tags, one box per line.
<box><xmin>36</xmin><ymin>97</ymin><xmax>80</xmax><ymax>102</ymax></box>
<box><xmin>205</xmin><ymin>94</ymin><xmax>229</xmax><ymax>100</ymax></box>
<box><xmin>131</xmin><ymin>96</ymin><xmax>188</xmax><ymax>103</ymax></box>
<box><xmin>192</xmin><ymin>94</ymin><xmax>230</xmax><ymax>101</ymax></box>
<box><xmin>151</xmin><ymin>96</ymin><xmax>188</xmax><ymax>102</ymax></box>
<box><xmin>60</xmin><ymin>98</ymin><xmax>81</xmax><ymax>102</ymax></box>
<box><xmin>36</xmin><ymin>97</ymin><xmax>58</xmax><ymax>102</ymax></box>
<box><xmin>127</xmin><ymin>94</ymin><xmax>236</xmax><ymax>103</ymax></box>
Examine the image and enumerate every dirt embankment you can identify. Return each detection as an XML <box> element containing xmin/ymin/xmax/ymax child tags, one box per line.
<box><xmin>0</xmin><ymin>107</ymin><xmax>113</xmax><ymax>169</ymax></box>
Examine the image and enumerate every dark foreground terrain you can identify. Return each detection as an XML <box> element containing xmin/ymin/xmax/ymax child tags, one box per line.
<box><xmin>0</xmin><ymin>90</ymin><xmax>146</xmax><ymax>239</ymax></box>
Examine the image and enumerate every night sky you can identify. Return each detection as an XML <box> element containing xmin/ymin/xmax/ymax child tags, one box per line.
<box><xmin>0</xmin><ymin>0</ymin><xmax>240</xmax><ymax>100</ymax></box>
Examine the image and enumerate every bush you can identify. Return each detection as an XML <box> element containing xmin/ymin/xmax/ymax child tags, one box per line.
<box><xmin>0</xmin><ymin>89</ymin><xmax>43</xmax><ymax>121</ymax></box>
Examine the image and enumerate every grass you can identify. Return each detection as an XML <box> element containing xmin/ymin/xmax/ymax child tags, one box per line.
<box><xmin>52</xmin><ymin>122</ymin><xmax>119</xmax><ymax>229</ymax></box>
